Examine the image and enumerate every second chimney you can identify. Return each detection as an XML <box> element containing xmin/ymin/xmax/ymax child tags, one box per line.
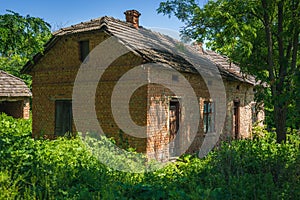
<box><xmin>124</xmin><ymin>10</ymin><xmax>141</xmax><ymax>29</ymax></box>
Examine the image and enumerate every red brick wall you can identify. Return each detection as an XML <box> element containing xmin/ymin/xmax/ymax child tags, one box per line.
<box><xmin>31</xmin><ymin>32</ymin><xmax>107</xmax><ymax>136</ymax></box>
<box><xmin>145</xmin><ymin>68</ymin><xmax>258</xmax><ymax>159</ymax></box>
<box><xmin>222</xmin><ymin>81</ymin><xmax>256</xmax><ymax>139</ymax></box>
<box><xmin>145</xmin><ymin>69</ymin><xmax>212</xmax><ymax>159</ymax></box>
<box><xmin>147</xmin><ymin>85</ymin><xmax>173</xmax><ymax>161</ymax></box>
<box><xmin>94</xmin><ymin>54</ymin><xmax>148</xmax><ymax>152</ymax></box>
<box><xmin>23</xmin><ymin>98</ymin><xmax>30</xmax><ymax>119</ymax></box>
<box><xmin>30</xmin><ymin>31</ymin><xmax>148</xmax><ymax>151</ymax></box>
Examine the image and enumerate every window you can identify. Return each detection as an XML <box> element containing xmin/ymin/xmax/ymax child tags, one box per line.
<box><xmin>203</xmin><ymin>101</ymin><xmax>215</xmax><ymax>133</ymax></box>
<box><xmin>55</xmin><ymin>100</ymin><xmax>72</xmax><ymax>136</ymax></box>
<box><xmin>172</xmin><ymin>74</ymin><xmax>179</xmax><ymax>82</ymax></box>
<box><xmin>251</xmin><ymin>104</ymin><xmax>257</xmax><ymax>123</ymax></box>
<box><xmin>233</xmin><ymin>100</ymin><xmax>240</xmax><ymax>139</ymax></box>
<box><xmin>79</xmin><ymin>40</ymin><xmax>89</xmax><ymax>62</ymax></box>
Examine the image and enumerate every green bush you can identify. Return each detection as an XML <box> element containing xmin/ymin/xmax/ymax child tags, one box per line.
<box><xmin>0</xmin><ymin>113</ymin><xmax>299</xmax><ymax>199</ymax></box>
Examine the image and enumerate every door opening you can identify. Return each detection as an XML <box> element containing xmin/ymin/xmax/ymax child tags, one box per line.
<box><xmin>169</xmin><ymin>98</ymin><xmax>180</xmax><ymax>157</ymax></box>
<box><xmin>55</xmin><ymin>100</ymin><xmax>72</xmax><ymax>136</ymax></box>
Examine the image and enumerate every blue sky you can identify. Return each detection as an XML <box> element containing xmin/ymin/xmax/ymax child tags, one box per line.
<box><xmin>0</xmin><ymin>0</ymin><xmax>196</xmax><ymax>39</ymax></box>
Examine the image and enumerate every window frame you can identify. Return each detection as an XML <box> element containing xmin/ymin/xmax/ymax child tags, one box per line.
<box><xmin>203</xmin><ymin>101</ymin><xmax>215</xmax><ymax>133</ymax></box>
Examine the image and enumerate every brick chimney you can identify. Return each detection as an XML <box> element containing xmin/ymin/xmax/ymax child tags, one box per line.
<box><xmin>192</xmin><ymin>42</ymin><xmax>204</xmax><ymax>54</ymax></box>
<box><xmin>124</xmin><ymin>10</ymin><xmax>141</xmax><ymax>29</ymax></box>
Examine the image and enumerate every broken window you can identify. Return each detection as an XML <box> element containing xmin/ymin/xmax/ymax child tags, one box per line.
<box><xmin>55</xmin><ymin>100</ymin><xmax>72</xmax><ymax>136</ymax></box>
<box><xmin>203</xmin><ymin>101</ymin><xmax>215</xmax><ymax>133</ymax></box>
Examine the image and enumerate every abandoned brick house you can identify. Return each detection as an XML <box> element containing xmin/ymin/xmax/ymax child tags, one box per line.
<box><xmin>22</xmin><ymin>10</ymin><xmax>263</xmax><ymax>160</ymax></box>
<box><xmin>0</xmin><ymin>70</ymin><xmax>31</xmax><ymax>119</ymax></box>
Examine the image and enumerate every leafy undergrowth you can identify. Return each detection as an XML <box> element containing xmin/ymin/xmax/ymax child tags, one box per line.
<box><xmin>0</xmin><ymin>113</ymin><xmax>299</xmax><ymax>199</ymax></box>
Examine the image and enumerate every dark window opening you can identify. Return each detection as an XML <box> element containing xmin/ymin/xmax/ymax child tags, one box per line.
<box><xmin>251</xmin><ymin>104</ymin><xmax>257</xmax><ymax>123</ymax></box>
<box><xmin>79</xmin><ymin>40</ymin><xmax>90</xmax><ymax>62</ymax></box>
<box><xmin>203</xmin><ymin>101</ymin><xmax>215</xmax><ymax>133</ymax></box>
<box><xmin>233</xmin><ymin>100</ymin><xmax>240</xmax><ymax>139</ymax></box>
<box><xmin>55</xmin><ymin>100</ymin><xmax>72</xmax><ymax>136</ymax></box>
<box><xmin>172</xmin><ymin>74</ymin><xmax>179</xmax><ymax>82</ymax></box>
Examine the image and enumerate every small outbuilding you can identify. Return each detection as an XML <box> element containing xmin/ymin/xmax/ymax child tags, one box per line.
<box><xmin>0</xmin><ymin>70</ymin><xmax>31</xmax><ymax>119</ymax></box>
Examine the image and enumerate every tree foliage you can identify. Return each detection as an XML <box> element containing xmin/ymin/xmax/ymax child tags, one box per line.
<box><xmin>158</xmin><ymin>0</ymin><xmax>300</xmax><ymax>142</ymax></box>
<box><xmin>0</xmin><ymin>10</ymin><xmax>51</xmax><ymax>85</ymax></box>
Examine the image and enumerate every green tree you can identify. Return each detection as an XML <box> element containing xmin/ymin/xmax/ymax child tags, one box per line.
<box><xmin>0</xmin><ymin>10</ymin><xmax>51</xmax><ymax>85</ymax></box>
<box><xmin>158</xmin><ymin>0</ymin><xmax>300</xmax><ymax>143</ymax></box>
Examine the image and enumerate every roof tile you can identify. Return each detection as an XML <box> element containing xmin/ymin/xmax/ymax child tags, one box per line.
<box><xmin>23</xmin><ymin>16</ymin><xmax>256</xmax><ymax>85</ymax></box>
<box><xmin>0</xmin><ymin>70</ymin><xmax>31</xmax><ymax>97</ymax></box>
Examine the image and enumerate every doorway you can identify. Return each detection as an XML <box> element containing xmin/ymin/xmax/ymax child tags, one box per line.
<box><xmin>55</xmin><ymin>100</ymin><xmax>72</xmax><ymax>136</ymax></box>
<box><xmin>169</xmin><ymin>98</ymin><xmax>180</xmax><ymax>157</ymax></box>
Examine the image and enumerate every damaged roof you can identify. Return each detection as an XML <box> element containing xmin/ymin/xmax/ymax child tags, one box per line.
<box><xmin>0</xmin><ymin>70</ymin><xmax>32</xmax><ymax>98</ymax></box>
<box><xmin>22</xmin><ymin>16</ymin><xmax>256</xmax><ymax>85</ymax></box>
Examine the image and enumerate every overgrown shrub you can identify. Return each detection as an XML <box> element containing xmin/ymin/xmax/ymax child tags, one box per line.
<box><xmin>0</xmin><ymin>113</ymin><xmax>299</xmax><ymax>199</ymax></box>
